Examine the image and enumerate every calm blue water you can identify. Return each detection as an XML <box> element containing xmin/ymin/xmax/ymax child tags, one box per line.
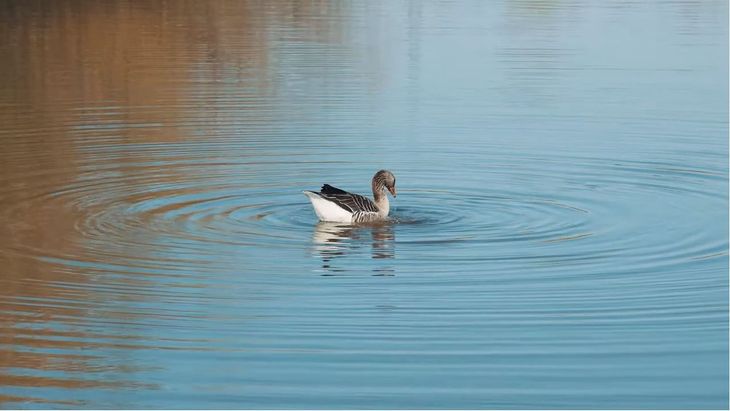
<box><xmin>0</xmin><ymin>0</ymin><xmax>727</xmax><ymax>409</ymax></box>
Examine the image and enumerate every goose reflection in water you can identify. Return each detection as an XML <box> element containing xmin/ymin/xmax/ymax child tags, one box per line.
<box><xmin>311</xmin><ymin>222</ymin><xmax>395</xmax><ymax>275</ymax></box>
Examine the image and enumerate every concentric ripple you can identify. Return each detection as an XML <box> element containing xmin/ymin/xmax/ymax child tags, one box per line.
<box><xmin>1</xmin><ymin>147</ymin><xmax>725</xmax><ymax>280</ymax></box>
<box><xmin>1</xmin><ymin>0</ymin><xmax>728</xmax><ymax>408</ymax></box>
<box><xmin>2</xmin><ymin>114</ymin><xmax>727</xmax><ymax>411</ymax></box>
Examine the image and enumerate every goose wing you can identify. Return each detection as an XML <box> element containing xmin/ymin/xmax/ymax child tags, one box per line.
<box><xmin>318</xmin><ymin>184</ymin><xmax>378</xmax><ymax>213</ymax></box>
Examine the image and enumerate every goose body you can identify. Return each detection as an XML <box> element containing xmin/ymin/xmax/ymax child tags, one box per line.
<box><xmin>303</xmin><ymin>170</ymin><xmax>397</xmax><ymax>223</ymax></box>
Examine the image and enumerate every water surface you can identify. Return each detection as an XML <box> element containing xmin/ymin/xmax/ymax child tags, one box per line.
<box><xmin>0</xmin><ymin>0</ymin><xmax>728</xmax><ymax>409</ymax></box>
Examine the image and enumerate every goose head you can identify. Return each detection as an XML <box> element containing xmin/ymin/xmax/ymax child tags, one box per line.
<box><xmin>373</xmin><ymin>169</ymin><xmax>397</xmax><ymax>198</ymax></box>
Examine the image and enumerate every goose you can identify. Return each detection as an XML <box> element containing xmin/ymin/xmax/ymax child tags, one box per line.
<box><xmin>303</xmin><ymin>170</ymin><xmax>397</xmax><ymax>223</ymax></box>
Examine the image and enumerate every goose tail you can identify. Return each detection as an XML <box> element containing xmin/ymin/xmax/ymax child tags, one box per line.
<box><xmin>303</xmin><ymin>191</ymin><xmax>352</xmax><ymax>223</ymax></box>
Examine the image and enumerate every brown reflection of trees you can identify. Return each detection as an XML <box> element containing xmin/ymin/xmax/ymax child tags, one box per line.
<box><xmin>0</xmin><ymin>0</ymin><xmax>348</xmax><ymax>142</ymax></box>
<box><xmin>0</xmin><ymin>1</ymin><xmax>348</xmax><ymax>407</ymax></box>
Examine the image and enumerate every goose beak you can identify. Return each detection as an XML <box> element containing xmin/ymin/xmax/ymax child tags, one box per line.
<box><xmin>388</xmin><ymin>186</ymin><xmax>397</xmax><ymax>198</ymax></box>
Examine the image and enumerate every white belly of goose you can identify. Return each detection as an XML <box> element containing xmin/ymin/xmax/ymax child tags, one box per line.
<box><xmin>303</xmin><ymin>191</ymin><xmax>354</xmax><ymax>223</ymax></box>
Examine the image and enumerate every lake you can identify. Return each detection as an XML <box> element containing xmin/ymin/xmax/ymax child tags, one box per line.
<box><xmin>0</xmin><ymin>0</ymin><xmax>727</xmax><ymax>409</ymax></box>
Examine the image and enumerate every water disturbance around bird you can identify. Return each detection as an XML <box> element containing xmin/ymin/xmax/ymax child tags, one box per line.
<box><xmin>0</xmin><ymin>1</ymin><xmax>727</xmax><ymax>409</ymax></box>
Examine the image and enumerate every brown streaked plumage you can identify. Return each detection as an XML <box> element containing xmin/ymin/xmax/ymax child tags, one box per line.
<box><xmin>303</xmin><ymin>170</ymin><xmax>397</xmax><ymax>223</ymax></box>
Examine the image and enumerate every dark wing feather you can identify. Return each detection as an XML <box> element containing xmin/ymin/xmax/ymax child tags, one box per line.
<box><xmin>318</xmin><ymin>185</ymin><xmax>378</xmax><ymax>213</ymax></box>
<box><xmin>321</xmin><ymin>184</ymin><xmax>349</xmax><ymax>195</ymax></box>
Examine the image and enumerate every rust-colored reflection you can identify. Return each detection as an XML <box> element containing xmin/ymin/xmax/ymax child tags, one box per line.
<box><xmin>0</xmin><ymin>0</ymin><xmax>349</xmax><ymax>145</ymax></box>
<box><xmin>0</xmin><ymin>0</ymin><xmax>348</xmax><ymax>407</ymax></box>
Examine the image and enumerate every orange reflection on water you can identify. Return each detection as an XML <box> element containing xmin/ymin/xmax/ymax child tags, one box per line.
<box><xmin>0</xmin><ymin>0</ymin><xmax>347</xmax><ymax>406</ymax></box>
